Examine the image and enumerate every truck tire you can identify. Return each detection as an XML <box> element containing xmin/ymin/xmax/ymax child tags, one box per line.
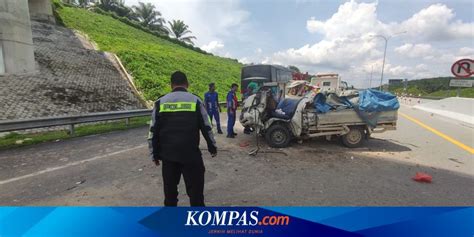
<box><xmin>265</xmin><ymin>124</ymin><xmax>291</xmax><ymax>148</ymax></box>
<box><xmin>341</xmin><ymin>126</ymin><xmax>365</xmax><ymax>148</ymax></box>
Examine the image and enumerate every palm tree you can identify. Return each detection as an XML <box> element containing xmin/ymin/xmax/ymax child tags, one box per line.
<box><xmin>96</xmin><ymin>0</ymin><xmax>133</xmax><ymax>19</ymax></box>
<box><xmin>62</xmin><ymin>0</ymin><xmax>75</xmax><ymax>4</ymax></box>
<box><xmin>133</xmin><ymin>2</ymin><xmax>166</xmax><ymax>33</ymax></box>
<box><xmin>98</xmin><ymin>0</ymin><xmax>116</xmax><ymax>9</ymax></box>
<box><xmin>77</xmin><ymin>0</ymin><xmax>90</xmax><ymax>8</ymax></box>
<box><xmin>166</xmin><ymin>20</ymin><xmax>196</xmax><ymax>45</ymax></box>
<box><xmin>288</xmin><ymin>65</ymin><xmax>300</xmax><ymax>73</ymax></box>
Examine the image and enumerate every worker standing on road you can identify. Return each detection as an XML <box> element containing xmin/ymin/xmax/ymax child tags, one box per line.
<box><xmin>148</xmin><ymin>71</ymin><xmax>217</xmax><ymax>206</ymax></box>
<box><xmin>204</xmin><ymin>83</ymin><xmax>223</xmax><ymax>134</ymax></box>
<box><xmin>226</xmin><ymin>83</ymin><xmax>239</xmax><ymax>138</ymax></box>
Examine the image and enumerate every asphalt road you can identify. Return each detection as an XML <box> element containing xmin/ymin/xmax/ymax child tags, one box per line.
<box><xmin>380</xmin><ymin>101</ymin><xmax>473</xmax><ymax>175</ymax></box>
<box><xmin>0</xmin><ymin>105</ymin><xmax>472</xmax><ymax>206</ymax></box>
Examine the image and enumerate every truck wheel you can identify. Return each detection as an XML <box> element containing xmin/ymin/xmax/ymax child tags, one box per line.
<box><xmin>265</xmin><ymin>124</ymin><xmax>291</xmax><ymax>148</ymax></box>
<box><xmin>341</xmin><ymin>126</ymin><xmax>365</xmax><ymax>148</ymax></box>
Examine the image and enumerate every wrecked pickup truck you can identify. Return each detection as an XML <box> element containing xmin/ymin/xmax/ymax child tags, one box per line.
<box><xmin>239</xmin><ymin>88</ymin><xmax>399</xmax><ymax>148</ymax></box>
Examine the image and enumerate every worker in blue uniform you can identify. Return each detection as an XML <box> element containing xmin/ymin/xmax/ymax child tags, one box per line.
<box><xmin>226</xmin><ymin>83</ymin><xmax>239</xmax><ymax>138</ymax></box>
<box><xmin>204</xmin><ymin>83</ymin><xmax>223</xmax><ymax>134</ymax></box>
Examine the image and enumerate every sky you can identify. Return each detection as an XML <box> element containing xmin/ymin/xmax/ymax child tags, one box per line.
<box><xmin>124</xmin><ymin>0</ymin><xmax>474</xmax><ymax>88</ymax></box>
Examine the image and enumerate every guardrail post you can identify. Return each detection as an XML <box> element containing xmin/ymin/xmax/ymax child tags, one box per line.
<box><xmin>125</xmin><ymin>118</ymin><xmax>130</xmax><ymax>126</ymax></box>
<box><xmin>69</xmin><ymin>124</ymin><xmax>75</xmax><ymax>136</ymax></box>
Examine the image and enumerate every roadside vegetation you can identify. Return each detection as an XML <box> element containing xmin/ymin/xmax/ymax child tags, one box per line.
<box><xmin>1</xmin><ymin>1</ymin><xmax>243</xmax><ymax>150</ymax></box>
<box><xmin>388</xmin><ymin>77</ymin><xmax>474</xmax><ymax>98</ymax></box>
<box><xmin>0</xmin><ymin>117</ymin><xmax>149</xmax><ymax>150</ymax></box>
<box><xmin>55</xmin><ymin>1</ymin><xmax>242</xmax><ymax>102</ymax></box>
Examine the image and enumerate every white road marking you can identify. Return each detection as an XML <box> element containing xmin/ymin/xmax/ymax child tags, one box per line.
<box><xmin>0</xmin><ymin>145</ymin><xmax>147</xmax><ymax>185</ymax></box>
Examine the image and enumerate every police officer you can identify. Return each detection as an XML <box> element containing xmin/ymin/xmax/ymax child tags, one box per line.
<box><xmin>204</xmin><ymin>83</ymin><xmax>223</xmax><ymax>134</ymax></box>
<box><xmin>148</xmin><ymin>71</ymin><xmax>217</xmax><ymax>206</ymax></box>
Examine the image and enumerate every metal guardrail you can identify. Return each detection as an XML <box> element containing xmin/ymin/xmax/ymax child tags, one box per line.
<box><xmin>0</xmin><ymin>101</ymin><xmax>233</xmax><ymax>135</ymax></box>
<box><xmin>0</xmin><ymin>109</ymin><xmax>152</xmax><ymax>135</ymax></box>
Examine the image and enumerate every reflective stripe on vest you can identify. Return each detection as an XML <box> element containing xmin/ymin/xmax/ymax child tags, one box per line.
<box><xmin>160</xmin><ymin>102</ymin><xmax>197</xmax><ymax>112</ymax></box>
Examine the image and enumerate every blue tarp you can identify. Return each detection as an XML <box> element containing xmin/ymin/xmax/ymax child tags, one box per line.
<box><xmin>313</xmin><ymin>89</ymin><xmax>398</xmax><ymax>115</ymax></box>
<box><xmin>358</xmin><ymin>89</ymin><xmax>400</xmax><ymax>112</ymax></box>
<box><xmin>314</xmin><ymin>93</ymin><xmax>354</xmax><ymax>113</ymax></box>
<box><xmin>272</xmin><ymin>98</ymin><xmax>301</xmax><ymax>119</ymax></box>
<box><xmin>314</xmin><ymin>93</ymin><xmax>333</xmax><ymax>113</ymax></box>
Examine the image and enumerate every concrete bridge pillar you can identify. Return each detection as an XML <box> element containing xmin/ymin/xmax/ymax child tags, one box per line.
<box><xmin>28</xmin><ymin>0</ymin><xmax>55</xmax><ymax>23</ymax></box>
<box><xmin>0</xmin><ymin>0</ymin><xmax>36</xmax><ymax>75</ymax></box>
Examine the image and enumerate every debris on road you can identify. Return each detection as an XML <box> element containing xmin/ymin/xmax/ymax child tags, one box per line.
<box><xmin>66</xmin><ymin>180</ymin><xmax>86</xmax><ymax>191</ymax></box>
<box><xmin>412</xmin><ymin>172</ymin><xmax>432</xmax><ymax>183</ymax></box>
<box><xmin>239</xmin><ymin>141</ymin><xmax>250</xmax><ymax>147</ymax></box>
<box><xmin>448</xmin><ymin>158</ymin><xmax>464</xmax><ymax>164</ymax></box>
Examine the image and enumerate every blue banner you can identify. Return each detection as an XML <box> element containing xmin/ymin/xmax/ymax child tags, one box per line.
<box><xmin>0</xmin><ymin>207</ymin><xmax>472</xmax><ymax>237</ymax></box>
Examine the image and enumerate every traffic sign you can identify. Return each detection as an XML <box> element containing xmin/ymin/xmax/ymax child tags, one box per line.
<box><xmin>451</xmin><ymin>58</ymin><xmax>473</xmax><ymax>78</ymax></box>
<box><xmin>449</xmin><ymin>79</ymin><xmax>473</xmax><ymax>87</ymax></box>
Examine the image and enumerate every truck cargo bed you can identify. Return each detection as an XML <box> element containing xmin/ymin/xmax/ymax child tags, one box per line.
<box><xmin>315</xmin><ymin>109</ymin><xmax>398</xmax><ymax>126</ymax></box>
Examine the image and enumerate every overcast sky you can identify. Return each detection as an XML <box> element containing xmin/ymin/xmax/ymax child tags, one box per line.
<box><xmin>124</xmin><ymin>0</ymin><xmax>473</xmax><ymax>88</ymax></box>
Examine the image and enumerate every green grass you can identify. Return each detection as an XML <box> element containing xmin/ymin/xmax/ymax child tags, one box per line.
<box><xmin>391</xmin><ymin>86</ymin><xmax>474</xmax><ymax>98</ymax></box>
<box><xmin>0</xmin><ymin>117</ymin><xmax>149</xmax><ymax>150</ymax></box>
<box><xmin>55</xmin><ymin>5</ymin><xmax>242</xmax><ymax>102</ymax></box>
<box><xmin>389</xmin><ymin>77</ymin><xmax>474</xmax><ymax>98</ymax></box>
<box><xmin>427</xmin><ymin>88</ymin><xmax>474</xmax><ymax>98</ymax></box>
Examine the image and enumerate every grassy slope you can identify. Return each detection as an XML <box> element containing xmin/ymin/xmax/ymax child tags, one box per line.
<box><xmin>427</xmin><ymin>88</ymin><xmax>474</xmax><ymax>98</ymax></box>
<box><xmin>56</xmin><ymin>6</ymin><xmax>242</xmax><ymax>101</ymax></box>
<box><xmin>389</xmin><ymin>77</ymin><xmax>474</xmax><ymax>98</ymax></box>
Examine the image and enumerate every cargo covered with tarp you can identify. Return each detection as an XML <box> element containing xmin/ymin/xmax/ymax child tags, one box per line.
<box><xmin>358</xmin><ymin>89</ymin><xmax>399</xmax><ymax>112</ymax></box>
<box><xmin>313</xmin><ymin>89</ymin><xmax>399</xmax><ymax>127</ymax></box>
<box><xmin>313</xmin><ymin>89</ymin><xmax>399</xmax><ymax>113</ymax></box>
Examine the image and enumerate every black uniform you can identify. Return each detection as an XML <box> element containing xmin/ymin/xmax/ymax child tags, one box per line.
<box><xmin>148</xmin><ymin>87</ymin><xmax>217</xmax><ymax>206</ymax></box>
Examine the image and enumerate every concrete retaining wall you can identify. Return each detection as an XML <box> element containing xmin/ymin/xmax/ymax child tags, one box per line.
<box><xmin>414</xmin><ymin>97</ymin><xmax>474</xmax><ymax>125</ymax></box>
<box><xmin>0</xmin><ymin>0</ymin><xmax>36</xmax><ymax>74</ymax></box>
<box><xmin>28</xmin><ymin>0</ymin><xmax>55</xmax><ymax>23</ymax></box>
<box><xmin>0</xmin><ymin>21</ymin><xmax>147</xmax><ymax>120</ymax></box>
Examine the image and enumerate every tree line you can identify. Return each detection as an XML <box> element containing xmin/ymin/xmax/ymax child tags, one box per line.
<box><xmin>62</xmin><ymin>0</ymin><xmax>196</xmax><ymax>45</ymax></box>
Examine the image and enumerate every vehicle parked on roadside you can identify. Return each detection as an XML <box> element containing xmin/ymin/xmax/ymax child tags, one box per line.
<box><xmin>310</xmin><ymin>73</ymin><xmax>354</xmax><ymax>94</ymax></box>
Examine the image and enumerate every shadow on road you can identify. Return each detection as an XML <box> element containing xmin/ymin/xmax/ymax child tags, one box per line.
<box><xmin>285</xmin><ymin>136</ymin><xmax>412</xmax><ymax>153</ymax></box>
<box><xmin>365</xmin><ymin>138</ymin><xmax>413</xmax><ymax>152</ymax></box>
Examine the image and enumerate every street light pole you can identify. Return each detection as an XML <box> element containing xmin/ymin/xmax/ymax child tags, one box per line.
<box><xmin>369</xmin><ymin>65</ymin><xmax>374</xmax><ymax>88</ymax></box>
<box><xmin>370</xmin><ymin>31</ymin><xmax>406</xmax><ymax>91</ymax></box>
<box><xmin>379</xmin><ymin>36</ymin><xmax>388</xmax><ymax>91</ymax></box>
<box><xmin>371</xmin><ymin>35</ymin><xmax>388</xmax><ymax>91</ymax></box>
